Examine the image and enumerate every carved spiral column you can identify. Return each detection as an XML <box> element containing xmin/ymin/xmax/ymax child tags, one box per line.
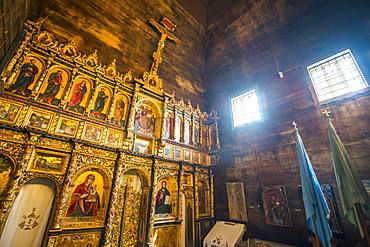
<box><xmin>210</xmin><ymin>171</ymin><xmax>215</xmax><ymax>218</ymax></box>
<box><xmin>107</xmin><ymin>86</ymin><xmax>119</xmax><ymax>122</ymax></box>
<box><xmin>125</xmin><ymin>83</ymin><xmax>140</xmax><ymax>150</ymax></box>
<box><xmin>103</xmin><ymin>157</ymin><xmax>127</xmax><ymax>247</ymax></box>
<box><xmin>85</xmin><ymin>76</ymin><xmax>99</xmax><ymax>115</ymax></box>
<box><xmin>194</xmin><ymin>169</ymin><xmax>199</xmax><ymax>219</ymax></box>
<box><xmin>178</xmin><ymin>168</ymin><xmax>185</xmax><ymax>221</ymax></box>
<box><xmin>146</xmin><ymin>166</ymin><xmax>159</xmax><ymax>247</ymax></box>
<box><xmin>52</xmin><ymin>152</ymin><xmax>78</xmax><ymax>229</ymax></box>
<box><xmin>160</xmin><ymin>97</ymin><xmax>169</xmax><ymax>142</ymax></box>
<box><xmin>61</xmin><ymin>68</ymin><xmax>79</xmax><ymax>106</ymax></box>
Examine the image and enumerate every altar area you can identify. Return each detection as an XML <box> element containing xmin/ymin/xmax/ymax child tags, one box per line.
<box><xmin>0</xmin><ymin>17</ymin><xmax>220</xmax><ymax>247</ymax></box>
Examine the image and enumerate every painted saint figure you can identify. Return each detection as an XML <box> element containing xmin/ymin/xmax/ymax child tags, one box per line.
<box><xmin>91</xmin><ymin>89</ymin><xmax>108</xmax><ymax>117</ymax></box>
<box><xmin>198</xmin><ymin>182</ymin><xmax>208</xmax><ymax>214</ymax></box>
<box><xmin>8</xmin><ymin>59</ymin><xmax>39</xmax><ymax>95</ymax></box>
<box><xmin>40</xmin><ymin>70</ymin><xmax>63</xmax><ymax>104</ymax></box>
<box><xmin>210</xmin><ymin>125</ymin><xmax>218</xmax><ymax>149</ymax></box>
<box><xmin>67</xmin><ymin>80</ymin><xmax>87</xmax><ymax>111</ymax></box>
<box><xmin>268</xmin><ymin>194</ymin><xmax>288</xmax><ymax>225</ymax></box>
<box><xmin>155</xmin><ymin>181</ymin><xmax>171</xmax><ymax>214</ymax></box>
<box><xmin>66</xmin><ymin>174</ymin><xmax>100</xmax><ymax>217</ymax></box>
<box><xmin>164</xmin><ymin>115</ymin><xmax>173</xmax><ymax>139</ymax></box>
<box><xmin>0</xmin><ymin>155</ymin><xmax>13</xmax><ymax>195</ymax></box>
<box><xmin>134</xmin><ymin>105</ymin><xmax>155</xmax><ymax>136</ymax></box>
<box><xmin>113</xmin><ymin>98</ymin><xmax>125</xmax><ymax>125</ymax></box>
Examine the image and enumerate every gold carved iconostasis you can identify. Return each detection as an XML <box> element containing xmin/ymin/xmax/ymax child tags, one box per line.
<box><xmin>0</xmin><ymin>18</ymin><xmax>220</xmax><ymax>247</ymax></box>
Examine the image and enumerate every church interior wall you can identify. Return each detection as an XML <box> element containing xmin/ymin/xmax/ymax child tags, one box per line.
<box><xmin>1</xmin><ymin>0</ymin><xmax>370</xmax><ymax>246</ymax></box>
<box><xmin>205</xmin><ymin>0</ymin><xmax>370</xmax><ymax>245</ymax></box>
<box><xmin>41</xmin><ymin>0</ymin><xmax>207</xmax><ymax>106</ymax></box>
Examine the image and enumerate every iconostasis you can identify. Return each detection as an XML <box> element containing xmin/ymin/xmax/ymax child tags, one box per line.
<box><xmin>0</xmin><ymin>19</ymin><xmax>220</xmax><ymax>247</ymax></box>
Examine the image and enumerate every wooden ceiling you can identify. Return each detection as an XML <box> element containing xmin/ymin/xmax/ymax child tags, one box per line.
<box><xmin>0</xmin><ymin>0</ymin><xmax>238</xmax><ymax>62</ymax></box>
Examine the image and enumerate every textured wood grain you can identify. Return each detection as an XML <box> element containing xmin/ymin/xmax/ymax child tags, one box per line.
<box><xmin>42</xmin><ymin>0</ymin><xmax>207</xmax><ymax>106</ymax></box>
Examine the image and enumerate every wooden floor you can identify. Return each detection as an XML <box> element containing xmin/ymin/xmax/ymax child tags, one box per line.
<box><xmin>238</xmin><ymin>238</ymin><xmax>296</xmax><ymax>247</ymax></box>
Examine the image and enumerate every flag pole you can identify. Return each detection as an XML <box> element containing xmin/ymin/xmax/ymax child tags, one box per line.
<box><xmin>355</xmin><ymin>203</ymin><xmax>370</xmax><ymax>246</ymax></box>
<box><xmin>324</xmin><ymin>110</ymin><xmax>369</xmax><ymax>246</ymax></box>
<box><xmin>312</xmin><ymin>213</ymin><xmax>321</xmax><ymax>247</ymax></box>
<box><xmin>292</xmin><ymin>122</ymin><xmax>321</xmax><ymax>247</ymax></box>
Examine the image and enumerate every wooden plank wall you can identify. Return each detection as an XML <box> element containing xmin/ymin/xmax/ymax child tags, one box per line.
<box><xmin>205</xmin><ymin>0</ymin><xmax>370</xmax><ymax>245</ymax></box>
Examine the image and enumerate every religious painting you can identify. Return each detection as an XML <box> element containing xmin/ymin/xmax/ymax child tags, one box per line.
<box><xmin>164</xmin><ymin>146</ymin><xmax>172</xmax><ymax>158</ymax></box>
<box><xmin>66</xmin><ymin>171</ymin><xmax>104</xmax><ymax>218</ymax></box>
<box><xmin>0</xmin><ymin>154</ymin><xmax>15</xmax><ymax>198</ymax></box>
<box><xmin>55</xmin><ymin>117</ymin><xmax>79</xmax><ymax>138</ymax></box>
<box><xmin>105</xmin><ymin>129</ymin><xmax>122</xmax><ymax>148</ymax></box>
<box><xmin>184</xmin><ymin>150</ymin><xmax>191</xmax><ymax>162</ymax></box>
<box><xmin>174</xmin><ymin>148</ymin><xmax>181</xmax><ymax>160</ymax></box>
<box><xmin>362</xmin><ymin>179</ymin><xmax>370</xmax><ymax>196</ymax></box>
<box><xmin>193</xmin><ymin>152</ymin><xmax>200</xmax><ymax>164</ymax></box>
<box><xmin>184</xmin><ymin>120</ymin><xmax>190</xmax><ymax>144</ymax></box>
<box><xmin>226</xmin><ymin>182</ymin><xmax>248</xmax><ymax>222</ymax></box>
<box><xmin>198</xmin><ymin>180</ymin><xmax>210</xmax><ymax>216</ymax></box>
<box><xmin>29</xmin><ymin>149</ymin><xmax>69</xmax><ymax>175</ymax></box>
<box><xmin>82</xmin><ymin>123</ymin><xmax>104</xmax><ymax>143</ymax></box>
<box><xmin>154</xmin><ymin>177</ymin><xmax>178</xmax><ymax>221</ymax></box>
<box><xmin>90</xmin><ymin>85</ymin><xmax>112</xmax><ymax>120</ymax></box>
<box><xmin>0</xmin><ymin>99</ymin><xmax>22</xmax><ymax>124</ymax></box>
<box><xmin>65</xmin><ymin>77</ymin><xmax>92</xmax><ymax>114</ymax></box>
<box><xmin>164</xmin><ymin>114</ymin><xmax>173</xmax><ymax>139</ymax></box>
<box><xmin>210</xmin><ymin>125</ymin><xmax>219</xmax><ymax>149</ymax></box>
<box><xmin>155</xmin><ymin>180</ymin><xmax>172</xmax><ymax>215</ymax></box>
<box><xmin>201</xmin><ymin>125</ymin><xmax>209</xmax><ymax>149</ymax></box>
<box><xmin>193</xmin><ymin>124</ymin><xmax>200</xmax><ymax>147</ymax></box>
<box><xmin>202</xmin><ymin>154</ymin><xmax>209</xmax><ymax>165</ymax></box>
<box><xmin>321</xmin><ymin>184</ymin><xmax>343</xmax><ymax>234</ymax></box>
<box><xmin>134</xmin><ymin>138</ymin><xmax>151</xmax><ymax>154</ymax></box>
<box><xmin>48</xmin><ymin>231</ymin><xmax>101</xmax><ymax>247</ymax></box>
<box><xmin>38</xmin><ymin>67</ymin><xmax>69</xmax><ymax>105</ymax></box>
<box><xmin>185</xmin><ymin>192</ymin><xmax>195</xmax><ymax>247</ymax></box>
<box><xmin>111</xmin><ymin>94</ymin><xmax>128</xmax><ymax>126</ymax></box>
<box><xmin>25</xmin><ymin>108</ymin><xmax>53</xmax><ymax>131</ymax></box>
<box><xmin>174</xmin><ymin>116</ymin><xmax>182</xmax><ymax>142</ymax></box>
<box><xmin>262</xmin><ymin>186</ymin><xmax>292</xmax><ymax>227</ymax></box>
<box><xmin>182</xmin><ymin>173</ymin><xmax>193</xmax><ymax>187</ymax></box>
<box><xmin>133</xmin><ymin>104</ymin><xmax>156</xmax><ymax>136</ymax></box>
<box><xmin>6</xmin><ymin>56</ymin><xmax>43</xmax><ymax>96</ymax></box>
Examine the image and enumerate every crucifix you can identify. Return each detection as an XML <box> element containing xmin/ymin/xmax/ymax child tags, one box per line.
<box><xmin>148</xmin><ymin>17</ymin><xmax>180</xmax><ymax>77</ymax></box>
<box><xmin>292</xmin><ymin>121</ymin><xmax>298</xmax><ymax>131</ymax></box>
<box><xmin>322</xmin><ymin>109</ymin><xmax>331</xmax><ymax>118</ymax></box>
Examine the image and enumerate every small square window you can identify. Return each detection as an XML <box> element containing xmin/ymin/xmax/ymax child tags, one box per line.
<box><xmin>231</xmin><ymin>89</ymin><xmax>261</xmax><ymax>127</ymax></box>
<box><xmin>307</xmin><ymin>49</ymin><xmax>368</xmax><ymax>102</ymax></box>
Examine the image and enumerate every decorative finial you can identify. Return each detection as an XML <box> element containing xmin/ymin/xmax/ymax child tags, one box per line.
<box><xmin>292</xmin><ymin>121</ymin><xmax>298</xmax><ymax>131</ymax></box>
<box><xmin>323</xmin><ymin>109</ymin><xmax>331</xmax><ymax>118</ymax></box>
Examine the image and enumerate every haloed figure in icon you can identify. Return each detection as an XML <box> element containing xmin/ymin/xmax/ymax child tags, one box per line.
<box><xmin>155</xmin><ymin>181</ymin><xmax>172</xmax><ymax>214</ymax></box>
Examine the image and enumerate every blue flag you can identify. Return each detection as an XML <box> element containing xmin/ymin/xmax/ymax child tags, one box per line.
<box><xmin>295</xmin><ymin>130</ymin><xmax>332</xmax><ymax>247</ymax></box>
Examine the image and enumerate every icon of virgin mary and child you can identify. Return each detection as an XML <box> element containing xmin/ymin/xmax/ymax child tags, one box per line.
<box><xmin>66</xmin><ymin>174</ymin><xmax>100</xmax><ymax>217</ymax></box>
